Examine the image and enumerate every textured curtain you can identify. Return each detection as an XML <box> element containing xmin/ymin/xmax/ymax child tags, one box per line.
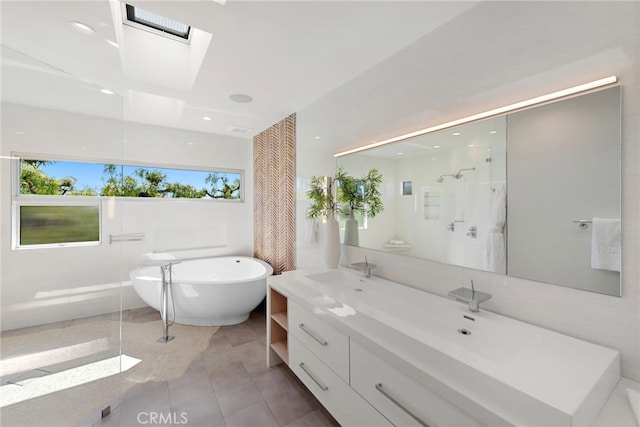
<box><xmin>253</xmin><ymin>113</ymin><xmax>296</xmax><ymax>275</ymax></box>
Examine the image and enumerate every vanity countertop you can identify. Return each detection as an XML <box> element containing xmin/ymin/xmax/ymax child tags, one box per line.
<box><xmin>269</xmin><ymin>267</ymin><xmax>621</xmax><ymax>426</ymax></box>
<box><xmin>594</xmin><ymin>377</ymin><xmax>640</xmax><ymax>427</ymax></box>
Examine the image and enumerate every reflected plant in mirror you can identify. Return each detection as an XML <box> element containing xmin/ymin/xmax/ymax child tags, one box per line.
<box><xmin>335</xmin><ymin>167</ymin><xmax>384</xmax><ymax>246</ymax></box>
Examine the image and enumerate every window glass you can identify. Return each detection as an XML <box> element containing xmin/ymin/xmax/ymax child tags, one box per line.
<box><xmin>18</xmin><ymin>159</ymin><xmax>243</xmax><ymax>200</ymax></box>
<box><xmin>18</xmin><ymin>205</ymin><xmax>100</xmax><ymax>247</ymax></box>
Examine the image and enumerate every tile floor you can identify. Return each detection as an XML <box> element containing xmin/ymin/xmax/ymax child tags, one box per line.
<box><xmin>93</xmin><ymin>303</ymin><xmax>339</xmax><ymax>427</ymax></box>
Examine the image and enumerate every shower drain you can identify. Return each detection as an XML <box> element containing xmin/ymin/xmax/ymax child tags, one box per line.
<box><xmin>457</xmin><ymin>328</ymin><xmax>472</xmax><ymax>336</ymax></box>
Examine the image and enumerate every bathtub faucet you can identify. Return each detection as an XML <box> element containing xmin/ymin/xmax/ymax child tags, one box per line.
<box><xmin>158</xmin><ymin>261</ymin><xmax>180</xmax><ymax>343</ymax></box>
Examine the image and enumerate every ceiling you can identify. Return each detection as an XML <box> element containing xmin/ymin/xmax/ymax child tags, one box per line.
<box><xmin>0</xmin><ymin>0</ymin><xmax>478</xmax><ymax>139</ymax></box>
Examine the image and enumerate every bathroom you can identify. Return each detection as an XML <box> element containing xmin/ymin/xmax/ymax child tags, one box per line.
<box><xmin>1</xmin><ymin>1</ymin><xmax>639</xmax><ymax>426</ymax></box>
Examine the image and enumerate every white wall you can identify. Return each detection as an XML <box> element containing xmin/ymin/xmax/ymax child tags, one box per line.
<box><xmin>295</xmin><ymin>2</ymin><xmax>640</xmax><ymax>381</ymax></box>
<box><xmin>0</xmin><ymin>104</ymin><xmax>253</xmax><ymax>331</ymax></box>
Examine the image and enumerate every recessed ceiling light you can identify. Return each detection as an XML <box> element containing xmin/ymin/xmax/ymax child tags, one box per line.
<box><xmin>397</xmin><ymin>152</ymin><xmax>404</xmax><ymax>156</ymax></box>
<box><xmin>100</xmin><ymin>89</ymin><xmax>114</xmax><ymax>95</ymax></box>
<box><xmin>433</xmin><ymin>145</ymin><xmax>440</xmax><ymax>149</ymax></box>
<box><xmin>453</xmin><ymin>132</ymin><xmax>461</xmax><ymax>136</ymax></box>
<box><xmin>315</xmin><ymin>136</ymin><xmax>320</xmax><ymax>140</ymax></box>
<box><xmin>229</xmin><ymin>94</ymin><xmax>253</xmax><ymax>103</ymax></box>
<box><xmin>106</xmin><ymin>39</ymin><xmax>119</xmax><ymax>48</ymax></box>
<box><xmin>187</xmin><ymin>142</ymin><xmax>195</xmax><ymax>145</ymax></box>
<box><xmin>202</xmin><ymin>116</ymin><xmax>212</xmax><ymax>121</ymax></box>
<box><xmin>489</xmin><ymin>130</ymin><xmax>497</xmax><ymax>134</ymax></box>
<box><xmin>70</xmin><ymin>21</ymin><xmax>95</xmax><ymax>35</ymax></box>
<box><xmin>467</xmin><ymin>144</ymin><xmax>474</xmax><ymax>147</ymax></box>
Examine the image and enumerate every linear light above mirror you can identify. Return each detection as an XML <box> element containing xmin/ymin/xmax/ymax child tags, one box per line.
<box><xmin>334</xmin><ymin>76</ymin><xmax>618</xmax><ymax>158</ymax></box>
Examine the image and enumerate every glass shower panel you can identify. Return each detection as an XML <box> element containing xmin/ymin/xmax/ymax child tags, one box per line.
<box><xmin>0</xmin><ymin>46</ymin><xmax>126</xmax><ymax>425</ymax></box>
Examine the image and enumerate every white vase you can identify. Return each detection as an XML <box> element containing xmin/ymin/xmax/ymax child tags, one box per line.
<box><xmin>344</xmin><ymin>210</ymin><xmax>359</xmax><ymax>246</ymax></box>
<box><xmin>324</xmin><ymin>215</ymin><xmax>340</xmax><ymax>268</ymax></box>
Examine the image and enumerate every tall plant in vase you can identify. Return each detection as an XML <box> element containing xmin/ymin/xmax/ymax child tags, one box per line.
<box><xmin>335</xmin><ymin>167</ymin><xmax>383</xmax><ymax>246</ymax></box>
<box><xmin>306</xmin><ymin>176</ymin><xmax>340</xmax><ymax>268</ymax></box>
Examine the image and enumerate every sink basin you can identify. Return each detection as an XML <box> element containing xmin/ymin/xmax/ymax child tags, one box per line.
<box><xmin>306</xmin><ymin>269</ymin><xmax>539</xmax><ymax>365</ymax></box>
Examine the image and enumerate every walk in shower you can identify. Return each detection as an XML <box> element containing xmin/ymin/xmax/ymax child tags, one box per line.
<box><xmin>0</xmin><ymin>45</ymin><xmax>129</xmax><ymax>425</ymax></box>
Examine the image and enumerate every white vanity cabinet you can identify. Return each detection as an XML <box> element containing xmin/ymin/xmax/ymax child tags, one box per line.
<box><xmin>270</xmin><ymin>288</ymin><xmax>390</xmax><ymax>426</ymax></box>
<box><xmin>266</xmin><ymin>270</ymin><xmax>620</xmax><ymax>427</ymax></box>
<box><xmin>350</xmin><ymin>339</ymin><xmax>484</xmax><ymax>427</ymax></box>
<box><xmin>288</xmin><ymin>299</ymin><xmax>350</xmax><ymax>382</ymax></box>
<box><xmin>289</xmin><ymin>334</ymin><xmax>392</xmax><ymax>426</ymax></box>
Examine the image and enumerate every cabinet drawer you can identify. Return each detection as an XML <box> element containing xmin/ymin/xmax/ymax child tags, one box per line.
<box><xmin>288</xmin><ymin>299</ymin><xmax>349</xmax><ymax>382</ymax></box>
<box><xmin>289</xmin><ymin>334</ymin><xmax>391</xmax><ymax>427</ymax></box>
<box><xmin>351</xmin><ymin>340</ymin><xmax>484</xmax><ymax>427</ymax></box>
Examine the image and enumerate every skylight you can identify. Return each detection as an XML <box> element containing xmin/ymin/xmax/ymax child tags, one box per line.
<box><xmin>124</xmin><ymin>4</ymin><xmax>191</xmax><ymax>41</ymax></box>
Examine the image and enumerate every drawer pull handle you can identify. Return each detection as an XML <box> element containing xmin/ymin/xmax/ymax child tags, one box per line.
<box><xmin>375</xmin><ymin>383</ymin><xmax>432</xmax><ymax>427</ymax></box>
<box><xmin>298</xmin><ymin>323</ymin><xmax>328</xmax><ymax>346</ymax></box>
<box><xmin>299</xmin><ymin>362</ymin><xmax>328</xmax><ymax>391</ymax></box>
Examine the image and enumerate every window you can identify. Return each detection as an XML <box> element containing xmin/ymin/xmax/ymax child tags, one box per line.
<box><xmin>14</xmin><ymin>156</ymin><xmax>244</xmax><ymax>249</ymax></box>
<box><xmin>17</xmin><ymin>159</ymin><xmax>243</xmax><ymax>201</ymax></box>
<box><xmin>14</xmin><ymin>202</ymin><xmax>101</xmax><ymax>248</ymax></box>
<box><xmin>402</xmin><ymin>181</ymin><xmax>413</xmax><ymax>196</ymax></box>
<box><xmin>124</xmin><ymin>4</ymin><xmax>191</xmax><ymax>41</ymax></box>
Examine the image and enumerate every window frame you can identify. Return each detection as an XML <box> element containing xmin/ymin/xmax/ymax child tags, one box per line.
<box><xmin>12</xmin><ymin>198</ymin><xmax>103</xmax><ymax>250</ymax></box>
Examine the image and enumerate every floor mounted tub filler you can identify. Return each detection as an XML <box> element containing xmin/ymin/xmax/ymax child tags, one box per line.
<box><xmin>130</xmin><ymin>256</ymin><xmax>273</xmax><ymax>326</ymax></box>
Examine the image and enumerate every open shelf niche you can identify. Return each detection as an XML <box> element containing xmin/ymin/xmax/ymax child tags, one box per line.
<box><xmin>269</xmin><ymin>287</ymin><xmax>288</xmax><ymax>365</ymax></box>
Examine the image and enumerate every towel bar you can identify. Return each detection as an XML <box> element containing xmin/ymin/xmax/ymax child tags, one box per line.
<box><xmin>572</xmin><ymin>220</ymin><xmax>592</xmax><ymax>229</ymax></box>
<box><xmin>110</xmin><ymin>233</ymin><xmax>146</xmax><ymax>243</ymax></box>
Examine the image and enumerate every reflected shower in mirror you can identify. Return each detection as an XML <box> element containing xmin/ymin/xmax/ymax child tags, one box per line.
<box><xmin>336</xmin><ymin>85</ymin><xmax>621</xmax><ymax>296</ymax></box>
<box><xmin>337</xmin><ymin>116</ymin><xmax>507</xmax><ymax>274</ymax></box>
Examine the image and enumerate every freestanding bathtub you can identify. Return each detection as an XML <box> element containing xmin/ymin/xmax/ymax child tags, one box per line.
<box><xmin>130</xmin><ymin>256</ymin><xmax>273</xmax><ymax>326</ymax></box>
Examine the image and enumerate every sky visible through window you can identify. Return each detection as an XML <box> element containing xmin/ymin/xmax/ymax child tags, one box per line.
<box><xmin>27</xmin><ymin>160</ymin><xmax>241</xmax><ymax>199</ymax></box>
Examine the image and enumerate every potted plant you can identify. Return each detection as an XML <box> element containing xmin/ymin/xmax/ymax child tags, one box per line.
<box><xmin>306</xmin><ymin>176</ymin><xmax>340</xmax><ymax>268</ymax></box>
<box><xmin>334</xmin><ymin>167</ymin><xmax>383</xmax><ymax>246</ymax></box>
<box><xmin>306</xmin><ymin>176</ymin><xmax>337</xmax><ymax>222</ymax></box>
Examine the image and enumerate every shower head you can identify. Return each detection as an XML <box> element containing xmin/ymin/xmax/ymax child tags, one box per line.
<box><xmin>452</xmin><ymin>167</ymin><xmax>476</xmax><ymax>179</ymax></box>
<box><xmin>436</xmin><ymin>174</ymin><xmax>452</xmax><ymax>183</ymax></box>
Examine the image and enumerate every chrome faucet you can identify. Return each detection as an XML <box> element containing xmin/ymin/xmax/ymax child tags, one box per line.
<box><xmin>447</xmin><ymin>280</ymin><xmax>491</xmax><ymax>312</ymax></box>
<box><xmin>350</xmin><ymin>256</ymin><xmax>376</xmax><ymax>278</ymax></box>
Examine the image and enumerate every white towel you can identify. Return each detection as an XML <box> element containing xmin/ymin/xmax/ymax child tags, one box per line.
<box><xmin>486</xmin><ymin>185</ymin><xmax>507</xmax><ymax>274</ymax></box>
<box><xmin>591</xmin><ymin>218</ymin><xmax>621</xmax><ymax>272</ymax></box>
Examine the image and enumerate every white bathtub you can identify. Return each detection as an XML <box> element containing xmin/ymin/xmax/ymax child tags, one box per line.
<box><xmin>130</xmin><ymin>256</ymin><xmax>273</xmax><ymax>326</ymax></box>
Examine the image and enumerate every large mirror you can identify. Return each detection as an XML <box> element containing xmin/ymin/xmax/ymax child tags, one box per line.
<box><xmin>336</xmin><ymin>86</ymin><xmax>621</xmax><ymax>296</ymax></box>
